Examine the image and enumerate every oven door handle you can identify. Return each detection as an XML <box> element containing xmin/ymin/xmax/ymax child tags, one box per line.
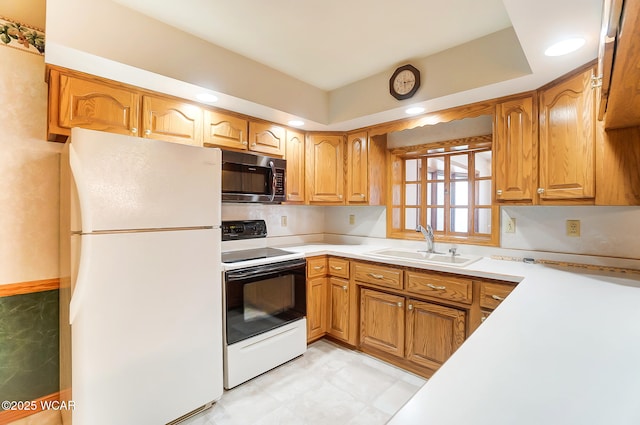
<box><xmin>226</xmin><ymin>260</ymin><xmax>305</xmax><ymax>282</ymax></box>
<box><xmin>269</xmin><ymin>160</ymin><xmax>276</xmax><ymax>203</ymax></box>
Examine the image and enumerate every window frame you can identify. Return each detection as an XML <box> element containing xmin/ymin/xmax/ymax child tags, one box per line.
<box><xmin>387</xmin><ymin>135</ymin><xmax>499</xmax><ymax>246</ymax></box>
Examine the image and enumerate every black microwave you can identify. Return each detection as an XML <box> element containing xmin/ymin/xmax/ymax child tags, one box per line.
<box><xmin>221</xmin><ymin>150</ymin><xmax>286</xmax><ymax>203</ymax></box>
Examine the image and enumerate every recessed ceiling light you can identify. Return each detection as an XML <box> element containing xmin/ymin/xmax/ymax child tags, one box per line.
<box><xmin>288</xmin><ymin>120</ymin><xmax>304</xmax><ymax>127</ymax></box>
<box><xmin>544</xmin><ymin>38</ymin><xmax>586</xmax><ymax>57</ymax></box>
<box><xmin>196</xmin><ymin>93</ymin><xmax>218</xmax><ymax>103</ymax></box>
<box><xmin>405</xmin><ymin>107</ymin><xmax>425</xmax><ymax>115</ymax></box>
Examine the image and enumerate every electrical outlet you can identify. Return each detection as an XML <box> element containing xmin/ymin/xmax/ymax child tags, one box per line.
<box><xmin>349</xmin><ymin>214</ymin><xmax>355</xmax><ymax>225</ymax></box>
<box><xmin>566</xmin><ymin>219</ymin><xmax>580</xmax><ymax>237</ymax></box>
<box><xmin>281</xmin><ymin>216</ymin><xmax>287</xmax><ymax>227</ymax></box>
<box><xmin>505</xmin><ymin>217</ymin><xmax>516</xmax><ymax>233</ymax></box>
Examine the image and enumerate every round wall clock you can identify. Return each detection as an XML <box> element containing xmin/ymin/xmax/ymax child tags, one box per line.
<box><xmin>389</xmin><ymin>64</ymin><xmax>421</xmax><ymax>100</ymax></box>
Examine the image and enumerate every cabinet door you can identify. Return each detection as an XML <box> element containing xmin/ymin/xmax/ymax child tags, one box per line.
<box><xmin>248</xmin><ymin>121</ymin><xmax>285</xmax><ymax>156</ymax></box>
<box><xmin>360</xmin><ymin>289</ymin><xmax>404</xmax><ymax>358</ymax></box>
<box><xmin>306</xmin><ymin>276</ymin><xmax>327</xmax><ymax>342</ymax></box>
<box><xmin>306</xmin><ymin>134</ymin><xmax>345</xmax><ymax>204</ymax></box>
<box><xmin>141</xmin><ymin>96</ymin><xmax>203</xmax><ymax>146</ymax></box>
<box><xmin>346</xmin><ymin>132</ymin><xmax>369</xmax><ymax>203</ymax></box>
<box><xmin>285</xmin><ymin>130</ymin><xmax>305</xmax><ymax>203</ymax></box>
<box><xmin>406</xmin><ymin>300</ymin><xmax>466</xmax><ymax>370</ymax></box>
<box><xmin>55</xmin><ymin>70</ymin><xmax>140</xmax><ymax>137</ymax></box>
<box><xmin>539</xmin><ymin>67</ymin><xmax>595</xmax><ymax>200</ymax></box>
<box><xmin>203</xmin><ymin>109</ymin><xmax>248</xmax><ymax>150</ymax></box>
<box><xmin>327</xmin><ymin>277</ymin><xmax>350</xmax><ymax>342</ymax></box>
<box><xmin>495</xmin><ymin>96</ymin><xmax>537</xmax><ymax>202</ymax></box>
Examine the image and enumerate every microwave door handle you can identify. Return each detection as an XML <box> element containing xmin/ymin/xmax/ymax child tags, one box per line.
<box><xmin>269</xmin><ymin>160</ymin><xmax>276</xmax><ymax>202</ymax></box>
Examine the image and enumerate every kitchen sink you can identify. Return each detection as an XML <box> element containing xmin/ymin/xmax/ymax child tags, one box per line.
<box><xmin>366</xmin><ymin>248</ymin><xmax>481</xmax><ymax>268</ymax></box>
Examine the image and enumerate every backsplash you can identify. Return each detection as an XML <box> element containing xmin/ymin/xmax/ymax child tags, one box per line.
<box><xmin>221</xmin><ymin>204</ymin><xmax>325</xmax><ymax>237</ymax></box>
<box><xmin>500</xmin><ymin>206</ymin><xmax>640</xmax><ymax>260</ymax></box>
<box><xmin>230</xmin><ymin>204</ymin><xmax>640</xmax><ymax>261</ymax></box>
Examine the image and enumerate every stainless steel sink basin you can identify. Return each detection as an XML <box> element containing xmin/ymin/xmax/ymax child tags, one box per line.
<box><xmin>366</xmin><ymin>249</ymin><xmax>481</xmax><ymax>268</ymax></box>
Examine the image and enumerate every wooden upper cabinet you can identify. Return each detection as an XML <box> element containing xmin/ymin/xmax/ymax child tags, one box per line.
<box><xmin>203</xmin><ymin>110</ymin><xmax>248</xmax><ymax>150</ymax></box>
<box><xmin>248</xmin><ymin>121</ymin><xmax>285</xmax><ymax>156</ymax></box>
<box><xmin>405</xmin><ymin>300</ymin><xmax>466</xmax><ymax>370</ymax></box>
<box><xmin>494</xmin><ymin>96</ymin><xmax>537</xmax><ymax>203</ymax></box>
<box><xmin>346</xmin><ymin>132</ymin><xmax>369</xmax><ymax>203</ymax></box>
<box><xmin>306</xmin><ymin>134</ymin><xmax>345</xmax><ymax>204</ymax></box>
<box><xmin>141</xmin><ymin>96</ymin><xmax>203</xmax><ymax>146</ymax></box>
<box><xmin>346</xmin><ymin>132</ymin><xmax>386</xmax><ymax>205</ymax></box>
<box><xmin>285</xmin><ymin>129</ymin><xmax>305</xmax><ymax>203</ymax></box>
<box><xmin>539</xmin><ymin>66</ymin><xmax>596</xmax><ymax>200</ymax></box>
<box><xmin>50</xmin><ymin>68</ymin><xmax>140</xmax><ymax>139</ymax></box>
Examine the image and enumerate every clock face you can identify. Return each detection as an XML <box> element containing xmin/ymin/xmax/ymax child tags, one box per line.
<box><xmin>393</xmin><ymin>70</ymin><xmax>416</xmax><ymax>95</ymax></box>
<box><xmin>389</xmin><ymin>65</ymin><xmax>420</xmax><ymax>100</ymax></box>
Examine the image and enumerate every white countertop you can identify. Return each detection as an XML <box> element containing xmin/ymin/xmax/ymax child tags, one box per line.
<box><xmin>280</xmin><ymin>243</ymin><xmax>640</xmax><ymax>424</ymax></box>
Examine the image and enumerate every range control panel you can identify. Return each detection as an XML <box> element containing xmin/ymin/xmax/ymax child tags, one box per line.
<box><xmin>221</xmin><ymin>220</ymin><xmax>267</xmax><ymax>241</ymax></box>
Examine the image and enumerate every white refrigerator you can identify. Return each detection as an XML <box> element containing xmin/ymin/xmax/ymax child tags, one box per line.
<box><xmin>59</xmin><ymin>128</ymin><xmax>223</xmax><ymax>425</ymax></box>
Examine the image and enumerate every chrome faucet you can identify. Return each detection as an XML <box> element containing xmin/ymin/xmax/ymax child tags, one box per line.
<box><xmin>416</xmin><ymin>224</ymin><xmax>435</xmax><ymax>253</ymax></box>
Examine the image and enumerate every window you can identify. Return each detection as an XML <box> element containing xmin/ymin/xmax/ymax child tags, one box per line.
<box><xmin>388</xmin><ymin>137</ymin><xmax>498</xmax><ymax>245</ymax></box>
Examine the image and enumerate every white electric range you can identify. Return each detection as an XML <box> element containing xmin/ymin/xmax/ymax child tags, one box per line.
<box><xmin>220</xmin><ymin>220</ymin><xmax>307</xmax><ymax>389</ymax></box>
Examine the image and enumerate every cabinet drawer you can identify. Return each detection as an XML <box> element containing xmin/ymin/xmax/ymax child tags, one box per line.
<box><xmin>307</xmin><ymin>257</ymin><xmax>327</xmax><ymax>278</ymax></box>
<box><xmin>405</xmin><ymin>271</ymin><xmax>472</xmax><ymax>304</ymax></box>
<box><xmin>328</xmin><ymin>257</ymin><xmax>350</xmax><ymax>279</ymax></box>
<box><xmin>480</xmin><ymin>281</ymin><xmax>515</xmax><ymax>310</ymax></box>
<box><xmin>353</xmin><ymin>262</ymin><xmax>403</xmax><ymax>290</ymax></box>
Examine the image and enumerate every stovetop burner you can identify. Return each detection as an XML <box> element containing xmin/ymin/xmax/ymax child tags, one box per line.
<box><xmin>221</xmin><ymin>247</ymin><xmax>295</xmax><ymax>264</ymax></box>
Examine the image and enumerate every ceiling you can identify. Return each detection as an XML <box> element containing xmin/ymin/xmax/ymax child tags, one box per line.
<box><xmin>110</xmin><ymin>0</ymin><xmax>603</xmax><ymax>92</ymax></box>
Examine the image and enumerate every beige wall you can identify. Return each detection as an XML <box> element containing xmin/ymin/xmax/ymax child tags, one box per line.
<box><xmin>45</xmin><ymin>0</ymin><xmax>329</xmax><ymax>125</ymax></box>
<box><xmin>0</xmin><ymin>46</ymin><xmax>61</xmax><ymax>285</ymax></box>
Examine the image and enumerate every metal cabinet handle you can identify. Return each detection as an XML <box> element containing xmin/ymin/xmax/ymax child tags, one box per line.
<box><xmin>427</xmin><ymin>283</ymin><xmax>446</xmax><ymax>290</ymax></box>
<box><xmin>251</xmin><ymin>143</ymin><xmax>257</xmax><ymax>147</ymax></box>
<box><xmin>496</xmin><ymin>189</ymin><xmax>503</xmax><ymax>195</ymax></box>
<box><xmin>313</xmin><ymin>265</ymin><xmax>325</xmax><ymax>270</ymax></box>
<box><xmin>408</xmin><ymin>304</ymin><xmax>413</xmax><ymax>310</ymax></box>
<box><xmin>144</xmin><ymin>129</ymin><xmax>151</xmax><ymax>135</ymax></box>
<box><xmin>491</xmin><ymin>295</ymin><xmax>505</xmax><ymax>301</ymax></box>
<box><xmin>342</xmin><ymin>285</ymin><xmax>348</xmax><ymax>292</ymax></box>
<box><xmin>368</xmin><ymin>273</ymin><xmax>384</xmax><ymax>279</ymax></box>
<box><xmin>537</xmin><ymin>188</ymin><xmax>545</xmax><ymax>194</ymax></box>
<box><xmin>397</xmin><ymin>302</ymin><xmax>403</xmax><ymax>308</ymax></box>
<box><xmin>242</xmin><ymin>141</ymin><xmax>248</xmax><ymax>146</ymax></box>
<box><xmin>331</xmin><ymin>266</ymin><xmax>343</xmax><ymax>271</ymax></box>
<box><xmin>481</xmin><ymin>316</ymin><xmax>487</xmax><ymax>322</ymax></box>
<box><xmin>131</xmin><ymin>127</ymin><xmax>138</xmax><ymax>134</ymax></box>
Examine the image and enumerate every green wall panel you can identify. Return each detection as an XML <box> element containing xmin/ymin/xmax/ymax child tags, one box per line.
<box><xmin>0</xmin><ymin>290</ymin><xmax>59</xmax><ymax>406</ymax></box>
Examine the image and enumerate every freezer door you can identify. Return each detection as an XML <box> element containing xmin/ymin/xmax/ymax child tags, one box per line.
<box><xmin>70</xmin><ymin>229</ymin><xmax>223</xmax><ymax>425</ymax></box>
<box><xmin>68</xmin><ymin>127</ymin><xmax>221</xmax><ymax>233</ymax></box>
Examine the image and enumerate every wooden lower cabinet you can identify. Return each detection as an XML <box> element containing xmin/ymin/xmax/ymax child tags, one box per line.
<box><xmin>360</xmin><ymin>289</ymin><xmax>405</xmax><ymax>358</ymax></box>
<box><xmin>359</xmin><ymin>287</ymin><xmax>467</xmax><ymax>377</ymax></box>
<box><xmin>405</xmin><ymin>299</ymin><xmax>466</xmax><ymax>370</ymax></box>
<box><xmin>327</xmin><ymin>276</ymin><xmax>350</xmax><ymax>341</ymax></box>
<box><xmin>306</xmin><ymin>276</ymin><xmax>327</xmax><ymax>342</ymax></box>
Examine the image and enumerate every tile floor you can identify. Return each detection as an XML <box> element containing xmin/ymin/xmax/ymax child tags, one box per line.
<box><xmin>183</xmin><ymin>339</ymin><xmax>427</xmax><ymax>425</ymax></box>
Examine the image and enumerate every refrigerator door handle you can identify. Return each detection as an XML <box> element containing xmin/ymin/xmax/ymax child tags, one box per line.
<box><xmin>69</xmin><ymin>145</ymin><xmax>91</xmax><ymax>233</ymax></box>
<box><xmin>69</xmin><ymin>235</ymin><xmax>92</xmax><ymax>324</ymax></box>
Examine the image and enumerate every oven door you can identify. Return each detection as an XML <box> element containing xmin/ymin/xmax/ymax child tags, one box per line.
<box><xmin>224</xmin><ymin>259</ymin><xmax>306</xmax><ymax>345</ymax></box>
